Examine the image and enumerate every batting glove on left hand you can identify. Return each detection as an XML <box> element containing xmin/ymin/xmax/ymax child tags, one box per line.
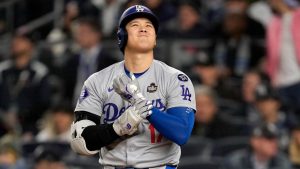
<box><xmin>113</xmin><ymin>72</ymin><xmax>153</xmax><ymax>119</ymax></box>
<box><xmin>113</xmin><ymin>106</ymin><xmax>141</xmax><ymax>136</ymax></box>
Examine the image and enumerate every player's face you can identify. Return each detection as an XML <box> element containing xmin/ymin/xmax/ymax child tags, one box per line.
<box><xmin>125</xmin><ymin>18</ymin><xmax>156</xmax><ymax>53</ymax></box>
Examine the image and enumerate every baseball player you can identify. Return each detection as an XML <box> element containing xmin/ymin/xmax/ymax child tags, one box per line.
<box><xmin>70</xmin><ymin>5</ymin><xmax>196</xmax><ymax>169</ymax></box>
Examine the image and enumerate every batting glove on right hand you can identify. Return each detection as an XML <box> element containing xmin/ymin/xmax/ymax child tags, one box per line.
<box><xmin>113</xmin><ymin>72</ymin><xmax>153</xmax><ymax>119</ymax></box>
<box><xmin>113</xmin><ymin>72</ymin><xmax>145</xmax><ymax>104</ymax></box>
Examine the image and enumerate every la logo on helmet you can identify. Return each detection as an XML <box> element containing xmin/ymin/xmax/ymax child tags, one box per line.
<box><xmin>135</xmin><ymin>5</ymin><xmax>145</xmax><ymax>12</ymax></box>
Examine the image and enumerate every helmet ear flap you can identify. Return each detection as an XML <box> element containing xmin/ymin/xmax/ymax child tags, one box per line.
<box><xmin>117</xmin><ymin>27</ymin><xmax>128</xmax><ymax>53</ymax></box>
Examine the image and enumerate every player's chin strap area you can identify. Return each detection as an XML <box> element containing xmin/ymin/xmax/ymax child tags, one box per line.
<box><xmin>102</xmin><ymin>165</ymin><xmax>177</xmax><ymax>169</ymax></box>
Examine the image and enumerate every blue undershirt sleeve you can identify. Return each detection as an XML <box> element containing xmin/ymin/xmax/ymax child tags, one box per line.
<box><xmin>147</xmin><ymin>107</ymin><xmax>195</xmax><ymax>146</ymax></box>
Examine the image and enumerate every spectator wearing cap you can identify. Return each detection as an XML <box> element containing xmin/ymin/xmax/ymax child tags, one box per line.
<box><xmin>223</xmin><ymin>123</ymin><xmax>292</xmax><ymax>169</ymax></box>
<box><xmin>210</xmin><ymin>0</ymin><xmax>265</xmax><ymax>78</ymax></box>
<box><xmin>189</xmin><ymin>51</ymin><xmax>234</xmax><ymax>99</ymax></box>
<box><xmin>252</xmin><ymin>83</ymin><xmax>298</xmax><ymax>149</ymax></box>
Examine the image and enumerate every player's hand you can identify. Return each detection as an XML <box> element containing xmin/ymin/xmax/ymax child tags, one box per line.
<box><xmin>113</xmin><ymin>106</ymin><xmax>142</xmax><ymax>136</ymax></box>
<box><xmin>134</xmin><ymin>98</ymin><xmax>153</xmax><ymax>119</ymax></box>
<box><xmin>113</xmin><ymin>72</ymin><xmax>144</xmax><ymax>104</ymax></box>
<box><xmin>113</xmin><ymin>72</ymin><xmax>153</xmax><ymax>119</ymax></box>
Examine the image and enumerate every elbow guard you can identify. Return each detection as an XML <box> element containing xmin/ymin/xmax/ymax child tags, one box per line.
<box><xmin>70</xmin><ymin>120</ymin><xmax>99</xmax><ymax>155</ymax></box>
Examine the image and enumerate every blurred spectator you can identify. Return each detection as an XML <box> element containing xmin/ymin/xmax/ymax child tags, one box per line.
<box><xmin>242</xmin><ymin>71</ymin><xmax>269</xmax><ymax>105</ymax></box>
<box><xmin>237</xmin><ymin>70</ymin><xmax>270</xmax><ymax>118</ymax></box>
<box><xmin>211</xmin><ymin>0</ymin><xmax>266</xmax><ymax>37</ymax></box>
<box><xmin>0</xmin><ymin>34</ymin><xmax>51</xmax><ymax>136</ymax></box>
<box><xmin>289</xmin><ymin>124</ymin><xmax>300</xmax><ymax>166</ymax></box>
<box><xmin>36</xmin><ymin>102</ymin><xmax>73</xmax><ymax>143</ymax></box>
<box><xmin>189</xmin><ymin>51</ymin><xmax>247</xmax><ymax>100</ymax></box>
<box><xmin>161</xmin><ymin>1</ymin><xmax>209</xmax><ymax>38</ymax></box>
<box><xmin>60</xmin><ymin>18</ymin><xmax>117</xmax><ymax>105</ymax></box>
<box><xmin>252</xmin><ymin>83</ymin><xmax>298</xmax><ymax>149</ymax></box>
<box><xmin>190</xmin><ymin>51</ymin><xmax>219</xmax><ymax>86</ymax></box>
<box><xmin>211</xmin><ymin>0</ymin><xmax>265</xmax><ymax>78</ymax></box>
<box><xmin>223</xmin><ymin>123</ymin><xmax>292</xmax><ymax>169</ymax></box>
<box><xmin>192</xmin><ymin>85</ymin><xmax>242</xmax><ymax>139</ymax></box>
<box><xmin>266</xmin><ymin>0</ymin><xmax>300</xmax><ymax>114</ymax></box>
<box><xmin>0</xmin><ymin>137</ymin><xmax>28</xmax><ymax>169</ymax></box>
<box><xmin>33</xmin><ymin>147</ymin><xmax>67</xmax><ymax>169</ymax></box>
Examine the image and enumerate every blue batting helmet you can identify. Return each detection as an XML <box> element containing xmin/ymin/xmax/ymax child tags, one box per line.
<box><xmin>117</xmin><ymin>5</ymin><xmax>159</xmax><ymax>53</ymax></box>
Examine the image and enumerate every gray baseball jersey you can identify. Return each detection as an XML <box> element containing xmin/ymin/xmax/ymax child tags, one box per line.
<box><xmin>75</xmin><ymin>60</ymin><xmax>196</xmax><ymax>168</ymax></box>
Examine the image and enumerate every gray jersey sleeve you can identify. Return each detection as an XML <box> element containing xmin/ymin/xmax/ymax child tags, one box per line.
<box><xmin>75</xmin><ymin>74</ymin><xmax>103</xmax><ymax>116</ymax></box>
<box><xmin>166</xmin><ymin>73</ymin><xmax>196</xmax><ymax>110</ymax></box>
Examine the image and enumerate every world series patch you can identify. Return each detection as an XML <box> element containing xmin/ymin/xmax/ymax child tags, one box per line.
<box><xmin>147</xmin><ymin>83</ymin><xmax>158</xmax><ymax>93</ymax></box>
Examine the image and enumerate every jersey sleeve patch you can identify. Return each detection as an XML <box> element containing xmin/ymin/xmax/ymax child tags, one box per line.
<box><xmin>177</xmin><ymin>74</ymin><xmax>188</xmax><ymax>82</ymax></box>
<box><xmin>79</xmin><ymin>87</ymin><xmax>89</xmax><ymax>103</ymax></box>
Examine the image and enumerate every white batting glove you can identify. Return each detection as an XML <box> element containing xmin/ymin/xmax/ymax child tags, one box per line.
<box><xmin>113</xmin><ymin>72</ymin><xmax>145</xmax><ymax>104</ymax></box>
<box><xmin>134</xmin><ymin>99</ymin><xmax>153</xmax><ymax>119</ymax></box>
<box><xmin>112</xmin><ymin>106</ymin><xmax>142</xmax><ymax>136</ymax></box>
<box><xmin>113</xmin><ymin>72</ymin><xmax>153</xmax><ymax>119</ymax></box>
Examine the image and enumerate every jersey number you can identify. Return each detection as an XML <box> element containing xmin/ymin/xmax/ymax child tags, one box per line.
<box><xmin>180</xmin><ymin>85</ymin><xmax>191</xmax><ymax>101</ymax></box>
<box><xmin>149</xmin><ymin>124</ymin><xmax>163</xmax><ymax>143</ymax></box>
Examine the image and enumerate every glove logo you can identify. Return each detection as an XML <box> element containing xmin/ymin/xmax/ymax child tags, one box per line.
<box><xmin>147</xmin><ymin>83</ymin><xmax>158</xmax><ymax>93</ymax></box>
<box><xmin>126</xmin><ymin>123</ymin><xmax>132</xmax><ymax>129</ymax></box>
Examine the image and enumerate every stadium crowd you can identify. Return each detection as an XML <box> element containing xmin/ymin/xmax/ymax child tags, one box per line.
<box><xmin>0</xmin><ymin>0</ymin><xmax>300</xmax><ymax>169</ymax></box>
